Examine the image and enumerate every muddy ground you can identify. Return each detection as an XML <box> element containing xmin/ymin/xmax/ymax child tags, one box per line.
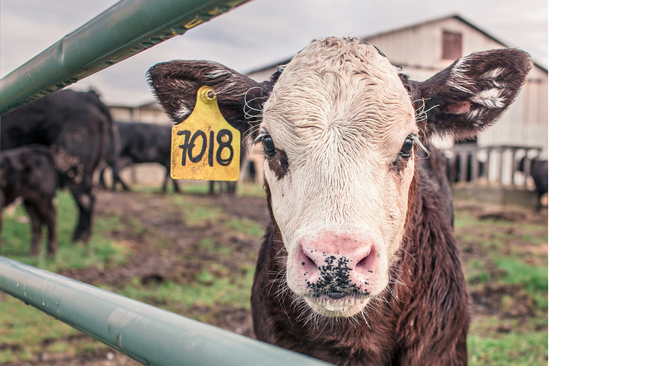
<box><xmin>2</xmin><ymin>189</ymin><xmax>547</xmax><ymax>365</ymax></box>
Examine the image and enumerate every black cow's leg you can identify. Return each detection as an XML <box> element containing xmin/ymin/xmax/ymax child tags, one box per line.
<box><xmin>161</xmin><ymin>174</ymin><xmax>168</xmax><ymax>193</ymax></box>
<box><xmin>23</xmin><ymin>201</ymin><xmax>43</xmax><ymax>256</ymax></box>
<box><xmin>42</xmin><ymin>200</ymin><xmax>57</xmax><ymax>256</ymax></box>
<box><xmin>70</xmin><ymin>183</ymin><xmax>94</xmax><ymax>243</ymax></box>
<box><xmin>115</xmin><ymin>171</ymin><xmax>130</xmax><ymax>191</ymax></box>
<box><xmin>208</xmin><ymin>181</ymin><xmax>215</xmax><ymax>195</ymax></box>
<box><xmin>99</xmin><ymin>166</ymin><xmax>109</xmax><ymax>190</ymax></box>
<box><xmin>0</xmin><ymin>202</ymin><xmax>3</xmax><ymax>255</ymax></box>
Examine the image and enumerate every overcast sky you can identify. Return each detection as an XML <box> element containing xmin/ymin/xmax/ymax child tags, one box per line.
<box><xmin>1</xmin><ymin>0</ymin><xmax>547</xmax><ymax>106</ymax></box>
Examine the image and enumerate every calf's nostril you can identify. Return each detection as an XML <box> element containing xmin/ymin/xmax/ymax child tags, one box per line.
<box><xmin>328</xmin><ymin>292</ymin><xmax>347</xmax><ymax>299</ymax></box>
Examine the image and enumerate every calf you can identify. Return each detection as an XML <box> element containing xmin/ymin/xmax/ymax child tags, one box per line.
<box><xmin>1</xmin><ymin>89</ymin><xmax>111</xmax><ymax>242</ymax></box>
<box><xmin>148</xmin><ymin>37</ymin><xmax>531</xmax><ymax>365</ymax></box>
<box><xmin>0</xmin><ymin>146</ymin><xmax>58</xmax><ymax>256</ymax></box>
<box><xmin>100</xmin><ymin>121</ymin><xmax>179</xmax><ymax>193</ymax></box>
<box><xmin>519</xmin><ymin>157</ymin><xmax>548</xmax><ymax>211</ymax></box>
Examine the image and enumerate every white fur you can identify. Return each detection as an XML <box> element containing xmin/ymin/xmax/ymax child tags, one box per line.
<box><xmin>261</xmin><ymin>38</ymin><xmax>417</xmax><ymax>317</ymax></box>
<box><xmin>480</xmin><ymin>67</ymin><xmax>505</xmax><ymax>80</ymax></box>
<box><xmin>175</xmin><ymin>105</ymin><xmax>191</xmax><ymax>121</ymax></box>
<box><xmin>471</xmin><ymin>88</ymin><xmax>505</xmax><ymax>109</ymax></box>
<box><xmin>206</xmin><ymin>69</ymin><xmax>229</xmax><ymax>79</ymax></box>
<box><xmin>448</xmin><ymin>56</ymin><xmax>473</xmax><ymax>93</ymax></box>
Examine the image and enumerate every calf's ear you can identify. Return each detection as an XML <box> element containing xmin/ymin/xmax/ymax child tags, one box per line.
<box><xmin>147</xmin><ymin>60</ymin><xmax>279</xmax><ymax>135</ymax></box>
<box><xmin>403</xmin><ymin>48</ymin><xmax>532</xmax><ymax>139</ymax></box>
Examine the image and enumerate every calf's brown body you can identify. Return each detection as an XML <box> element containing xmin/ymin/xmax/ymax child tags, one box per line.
<box><xmin>252</xmin><ymin>147</ymin><xmax>468</xmax><ymax>366</ymax></box>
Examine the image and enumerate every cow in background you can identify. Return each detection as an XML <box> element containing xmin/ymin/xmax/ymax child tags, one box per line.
<box><xmin>148</xmin><ymin>37</ymin><xmax>531</xmax><ymax>365</ymax></box>
<box><xmin>519</xmin><ymin>156</ymin><xmax>548</xmax><ymax>211</ymax></box>
<box><xmin>100</xmin><ymin>121</ymin><xmax>180</xmax><ymax>193</ymax></box>
<box><xmin>1</xmin><ymin>89</ymin><xmax>111</xmax><ymax>242</ymax></box>
<box><xmin>0</xmin><ymin>146</ymin><xmax>58</xmax><ymax>256</ymax></box>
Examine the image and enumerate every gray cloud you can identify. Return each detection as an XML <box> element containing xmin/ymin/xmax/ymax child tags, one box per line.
<box><xmin>1</xmin><ymin>0</ymin><xmax>547</xmax><ymax>106</ymax></box>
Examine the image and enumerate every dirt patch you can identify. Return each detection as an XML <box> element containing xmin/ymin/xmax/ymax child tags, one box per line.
<box><xmin>4</xmin><ymin>189</ymin><xmax>546</xmax><ymax>365</ymax></box>
<box><xmin>471</xmin><ymin>283</ymin><xmax>538</xmax><ymax>319</ymax></box>
<box><xmin>200</xmin><ymin>193</ymin><xmax>271</xmax><ymax>226</ymax></box>
<box><xmin>454</xmin><ymin>199</ymin><xmax>548</xmax><ymax>329</ymax></box>
<box><xmin>455</xmin><ymin>200</ymin><xmax>548</xmax><ymax>224</ymax></box>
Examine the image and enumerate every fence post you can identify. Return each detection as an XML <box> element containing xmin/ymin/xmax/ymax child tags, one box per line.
<box><xmin>0</xmin><ymin>256</ymin><xmax>332</xmax><ymax>366</ymax></box>
<box><xmin>0</xmin><ymin>0</ymin><xmax>252</xmax><ymax>115</ymax></box>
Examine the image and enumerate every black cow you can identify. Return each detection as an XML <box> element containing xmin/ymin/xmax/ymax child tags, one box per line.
<box><xmin>0</xmin><ymin>146</ymin><xmax>58</xmax><ymax>256</ymax></box>
<box><xmin>208</xmin><ymin>180</ymin><xmax>236</xmax><ymax>195</ymax></box>
<box><xmin>1</xmin><ymin>89</ymin><xmax>111</xmax><ymax>242</ymax></box>
<box><xmin>519</xmin><ymin>157</ymin><xmax>548</xmax><ymax>211</ymax></box>
<box><xmin>99</xmin><ymin>121</ymin><xmax>130</xmax><ymax>191</ymax></box>
<box><xmin>246</xmin><ymin>160</ymin><xmax>257</xmax><ymax>184</ymax></box>
<box><xmin>100</xmin><ymin>121</ymin><xmax>179</xmax><ymax>193</ymax></box>
<box><xmin>445</xmin><ymin>153</ymin><xmax>485</xmax><ymax>183</ymax></box>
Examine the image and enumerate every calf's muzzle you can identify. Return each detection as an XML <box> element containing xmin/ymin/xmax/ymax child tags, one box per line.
<box><xmin>296</xmin><ymin>233</ymin><xmax>380</xmax><ymax>299</ymax></box>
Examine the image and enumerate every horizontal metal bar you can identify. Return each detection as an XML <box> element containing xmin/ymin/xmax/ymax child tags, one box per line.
<box><xmin>0</xmin><ymin>256</ymin><xmax>331</xmax><ymax>366</ymax></box>
<box><xmin>0</xmin><ymin>0</ymin><xmax>251</xmax><ymax>115</ymax></box>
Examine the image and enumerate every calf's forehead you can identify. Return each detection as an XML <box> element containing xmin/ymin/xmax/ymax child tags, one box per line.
<box><xmin>262</xmin><ymin>38</ymin><xmax>416</xmax><ymax>153</ymax></box>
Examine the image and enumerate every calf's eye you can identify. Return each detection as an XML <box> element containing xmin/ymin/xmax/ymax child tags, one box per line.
<box><xmin>262</xmin><ymin>135</ymin><xmax>276</xmax><ymax>155</ymax></box>
<box><xmin>400</xmin><ymin>136</ymin><xmax>414</xmax><ymax>157</ymax></box>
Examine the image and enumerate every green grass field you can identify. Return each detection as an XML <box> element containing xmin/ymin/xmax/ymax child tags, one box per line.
<box><xmin>0</xmin><ymin>186</ymin><xmax>547</xmax><ymax>365</ymax></box>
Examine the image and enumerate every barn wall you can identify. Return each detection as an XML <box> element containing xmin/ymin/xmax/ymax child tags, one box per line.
<box><xmin>108</xmin><ymin>104</ymin><xmax>172</xmax><ymax>125</ymax></box>
<box><xmin>244</xmin><ymin>16</ymin><xmax>548</xmax><ymax>189</ymax></box>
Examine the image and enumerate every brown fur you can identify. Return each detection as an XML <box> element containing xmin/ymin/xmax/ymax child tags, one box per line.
<box><xmin>252</xmin><ymin>143</ymin><xmax>469</xmax><ymax>365</ymax></box>
<box><xmin>266</xmin><ymin>149</ymin><xmax>290</xmax><ymax>180</ymax></box>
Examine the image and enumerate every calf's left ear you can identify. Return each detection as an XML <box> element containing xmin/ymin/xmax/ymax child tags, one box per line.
<box><xmin>147</xmin><ymin>60</ymin><xmax>278</xmax><ymax>135</ymax></box>
<box><xmin>403</xmin><ymin>48</ymin><xmax>532</xmax><ymax>139</ymax></box>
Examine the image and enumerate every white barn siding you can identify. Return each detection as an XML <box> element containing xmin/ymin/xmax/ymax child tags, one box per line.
<box><xmin>245</xmin><ymin>15</ymin><xmax>548</xmax><ymax>172</ymax></box>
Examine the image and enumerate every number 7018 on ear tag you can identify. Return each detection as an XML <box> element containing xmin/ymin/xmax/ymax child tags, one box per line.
<box><xmin>170</xmin><ymin>86</ymin><xmax>240</xmax><ymax>181</ymax></box>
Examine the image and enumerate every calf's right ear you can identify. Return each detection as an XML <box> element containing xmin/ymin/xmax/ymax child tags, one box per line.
<box><xmin>147</xmin><ymin>60</ymin><xmax>277</xmax><ymax>134</ymax></box>
<box><xmin>403</xmin><ymin>48</ymin><xmax>533</xmax><ymax>139</ymax></box>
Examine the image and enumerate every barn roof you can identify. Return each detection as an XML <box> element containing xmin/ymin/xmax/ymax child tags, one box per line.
<box><xmin>246</xmin><ymin>14</ymin><xmax>547</xmax><ymax>75</ymax></box>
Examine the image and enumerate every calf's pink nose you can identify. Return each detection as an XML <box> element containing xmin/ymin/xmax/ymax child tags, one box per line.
<box><xmin>297</xmin><ymin>233</ymin><xmax>378</xmax><ymax>296</ymax></box>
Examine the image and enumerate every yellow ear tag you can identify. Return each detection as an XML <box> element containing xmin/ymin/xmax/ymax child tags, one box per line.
<box><xmin>170</xmin><ymin>86</ymin><xmax>240</xmax><ymax>181</ymax></box>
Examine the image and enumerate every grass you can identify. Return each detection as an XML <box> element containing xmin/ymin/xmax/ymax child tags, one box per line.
<box><xmin>1</xmin><ymin>191</ymin><xmax>131</xmax><ymax>272</ymax></box>
<box><xmin>226</xmin><ymin>218</ymin><xmax>265</xmax><ymax>237</ymax></box>
<box><xmin>113</xmin><ymin>264</ymin><xmax>255</xmax><ymax>310</ymax></box>
<box><xmin>453</xmin><ymin>209</ymin><xmax>548</xmax><ymax>365</ymax></box>
<box><xmin>1</xmin><ymin>187</ymin><xmax>547</xmax><ymax>364</ymax></box>
<box><xmin>0</xmin><ymin>295</ymin><xmax>80</xmax><ymax>362</ymax></box>
<box><xmin>132</xmin><ymin>181</ymin><xmax>266</xmax><ymax>198</ymax></box>
<box><xmin>468</xmin><ymin>330</ymin><xmax>548</xmax><ymax>366</ymax></box>
<box><xmin>495</xmin><ymin>257</ymin><xmax>548</xmax><ymax>292</ymax></box>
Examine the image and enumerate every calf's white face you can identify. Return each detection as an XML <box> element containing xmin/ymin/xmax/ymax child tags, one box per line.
<box><xmin>260</xmin><ymin>39</ymin><xmax>418</xmax><ymax>316</ymax></box>
<box><xmin>147</xmin><ymin>37</ymin><xmax>532</xmax><ymax>319</ymax></box>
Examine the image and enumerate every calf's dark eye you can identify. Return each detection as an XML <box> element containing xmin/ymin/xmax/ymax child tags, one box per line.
<box><xmin>262</xmin><ymin>135</ymin><xmax>276</xmax><ymax>155</ymax></box>
<box><xmin>400</xmin><ymin>137</ymin><xmax>414</xmax><ymax>157</ymax></box>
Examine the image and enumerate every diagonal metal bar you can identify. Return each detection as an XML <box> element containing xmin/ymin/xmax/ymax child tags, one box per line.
<box><xmin>0</xmin><ymin>256</ymin><xmax>331</xmax><ymax>366</ymax></box>
<box><xmin>0</xmin><ymin>0</ymin><xmax>250</xmax><ymax>115</ymax></box>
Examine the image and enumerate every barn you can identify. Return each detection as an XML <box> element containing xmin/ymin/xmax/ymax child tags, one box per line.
<box><xmin>246</xmin><ymin>14</ymin><xmax>548</xmax><ymax>201</ymax></box>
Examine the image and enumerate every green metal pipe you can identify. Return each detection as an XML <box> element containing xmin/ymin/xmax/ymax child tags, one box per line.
<box><xmin>0</xmin><ymin>256</ymin><xmax>331</xmax><ymax>366</ymax></box>
<box><xmin>0</xmin><ymin>0</ymin><xmax>251</xmax><ymax>115</ymax></box>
